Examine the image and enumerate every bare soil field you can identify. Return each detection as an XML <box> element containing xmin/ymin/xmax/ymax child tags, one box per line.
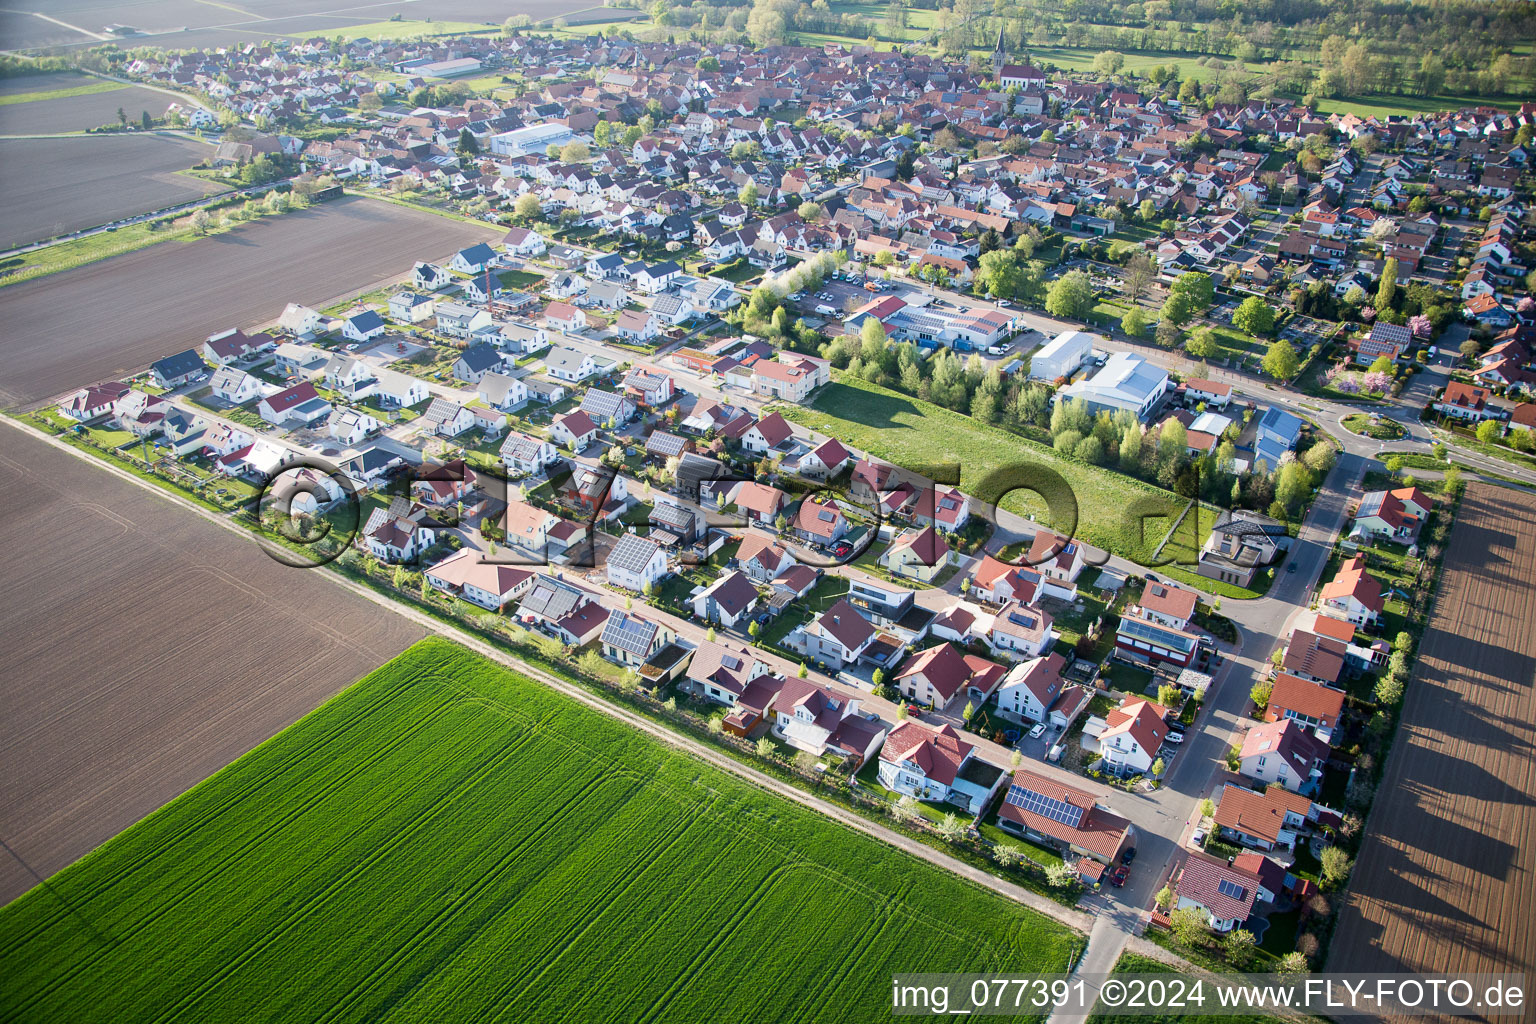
<box><xmin>0</xmin><ymin>78</ymin><xmax>186</xmax><ymax>135</ymax></box>
<box><xmin>0</xmin><ymin>420</ymin><xmax>425</xmax><ymax>905</ymax></box>
<box><xmin>1329</xmin><ymin>484</ymin><xmax>1536</xmax><ymax>1004</ymax></box>
<box><xmin>0</xmin><ymin>135</ymin><xmax>221</xmax><ymax>249</ymax></box>
<box><xmin>0</xmin><ymin>195</ymin><xmax>498</xmax><ymax>408</ymax></box>
<box><xmin>18</xmin><ymin>0</ymin><xmax>602</xmax><ymax>50</ymax></box>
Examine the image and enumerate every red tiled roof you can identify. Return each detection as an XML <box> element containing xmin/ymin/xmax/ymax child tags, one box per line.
<box><xmin>880</xmin><ymin>721</ymin><xmax>973</xmax><ymax>787</ymax></box>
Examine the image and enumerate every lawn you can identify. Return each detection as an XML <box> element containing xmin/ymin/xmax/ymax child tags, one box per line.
<box><xmin>782</xmin><ymin>377</ymin><xmax>1197</xmax><ymax>564</ymax></box>
<box><xmin>0</xmin><ymin>80</ymin><xmax>126</xmax><ymax>106</ymax></box>
<box><xmin>0</xmin><ymin>639</ymin><xmax>1079</xmax><ymax>1023</ymax></box>
<box><xmin>1344</xmin><ymin>413</ymin><xmax>1406</xmax><ymax>441</ymax></box>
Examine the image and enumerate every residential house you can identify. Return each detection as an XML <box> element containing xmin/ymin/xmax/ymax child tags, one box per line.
<box><xmin>374</xmin><ymin>369</ymin><xmax>430</xmax><ymax>408</ymax></box>
<box><xmin>423</xmin><ymin>548</ymin><xmax>535</xmax><ymax>610</ymax></box>
<box><xmin>989</xmin><ymin>601</ymin><xmax>1054</xmax><ymax>662</ymax></box>
<box><xmin>1114</xmin><ymin>607</ymin><xmax>1200</xmax><ymax>668</ymax></box>
<box><xmin>579</xmin><ymin>388</ymin><xmax>635</xmax><ymax>427</ymax></box>
<box><xmin>742</xmin><ymin>411</ymin><xmax>794</xmax><ymax>454</ymax></box>
<box><xmin>790</xmin><ymin>497</ymin><xmax>848</xmax><ymax>548</ymax></box>
<box><xmin>453</xmin><ymin>342</ymin><xmax>504</xmax><ymax>384</ymax></box>
<box><xmin>622</xmin><ymin>365</ymin><xmax>674</xmax><ymax>408</ymax></box>
<box><xmin>1237</xmin><ymin>719</ymin><xmax>1329</xmax><ymax>794</ymax></box>
<box><xmin>879</xmin><ymin>526</ymin><xmax>950</xmax><ymax>583</ymax></box>
<box><xmin>478</xmin><ymin>372</ymin><xmax>529</xmax><ymax>413</ymax></box>
<box><xmin>751</xmin><ymin>356</ymin><xmax>828</xmax><ymax>404</ymax></box>
<box><xmin>498</xmin><ymin>430</ymin><xmax>559</xmax><ymax>475</ymax></box>
<box><xmin>768</xmin><ymin>679</ymin><xmax>887</xmax><ymax>766</ymax></box>
<box><xmin>551</xmin><ymin>410</ymin><xmax>600</xmax><ymax>451</ymax></box>
<box><xmin>1266</xmin><ymin>672</ymin><xmax>1346</xmax><ymax>744</ymax></box>
<box><xmin>1175</xmin><ymin>853</ymin><xmax>1262</xmax><ymax>932</ymax></box>
<box><xmin>795</xmin><ymin>598</ymin><xmax>877</xmax><ymax>668</ymax></box>
<box><xmin>258</xmin><ymin>382</ymin><xmax>332</xmax><ymax>428</ymax></box>
<box><xmin>1254</xmin><ymin>407</ymin><xmax>1304</xmax><ymax>469</ymax></box>
<box><xmin>341</xmin><ymin>309</ymin><xmax>387</xmax><ymax>343</ymax></box>
<box><xmin>544</xmin><ymin>346</ymin><xmax>597</xmax><ymax>382</ymax></box>
<box><xmin>388</xmin><ymin>291</ymin><xmax>435</xmax><ymax>324</ymax></box>
<box><xmin>996</xmin><ymin>769</ymin><xmax>1135</xmax><ymax>868</ymax></box>
<box><xmin>1200</xmin><ymin>510</ymin><xmax>1288</xmax><ymax>588</ymax></box>
<box><xmin>420</xmin><ymin>398</ymin><xmax>475</xmax><ymax>438</ymax></box>
<box><xmin>1351</xmin><ymin>486</ymin><xmax>1431</xmax><ymax>542</ymax></box>
<box><xmin>1318</xmin><ymin>555</ymin><xmax>1384</xmax><ymax>627</ymax></box>
<box><xmin>1024</xmin><ymin>530</ymin><xmax>1085</xmax><ymax>599</ymax></box>
<box><xmin>328</xmin><ymin>409</ymin><xmax>381</xmax><ymax>446</ymax></box>
<box><xmin>543</xmin><ymin>301</ymin><xmax>588</xmax><ymax>333</ymax></box>
<box><xmin>970</xmin><ymin>555</ymin><xmax>1044</xmax><ymax>607</ymax></box>
<box><xmin>520</xmin><ymin>575</ymin><xmax>610</xmax><ymax>645</ymax></box>
<box><xmin>877</xmin><ymin>721</ymin><xmax>1007</xmax><ymax>815</ymax></box>
<box><xmin>209</xmin><ymin>366</ymin><xmax>262</xmax><ymax>404</ymax></box>
<box><xmin>691</xmin><ymin>570</ymin><xmax>760</xmax><ymax>629</ymax></box>
<box><xmin>996</xmin><ymin>653</ymin><xmax>1067</xmax><ymax>724</ymax></box>
<box><xmin>1433</xmin><ymin>381</ymin><xmax>1505</xmax><ymax>422</ymax></box>
<box><xmin>687</xmin><ymin>639</ymin><xmax>775</xmax><ymax>709</ymax></box>
<box><xmin>798</xmin><ymin>437</ymin><xmax>850</xmax><ymax>480</ymax></box>
<box><xmin>1139</xmin><ymin>582</ymin><xmax>1199</xmax><ymax>631</ymax></box>
<box><xmin>606</xmin><ymin>532</ymin><xmax>669</xmax><ymax>592</ymax></box>
<box><xmin>601</xmin><ymin>610</ymin><xmax>676</xmax><ymax>668</ymax></box>
<box><xmin>1085</xmin><ymin>697</ymin><xmax>1170</xmax><ymax>775</ymax></box>
<box><xmin>1213</xmin><ymin>783</ymin><xmax>1318</xmax><ymax>852</ymax></box>
<box><xmin>150</xmin><ymin>350</ymin><xmax>206</xmax><ymax>389</ymax></box>
<box><xmin>896</xmin><ymin>642</ymin><xmax>1006</xmax><ymax>710</ymax></box>
<box><xmin>736</xmin><ymin>529</ymin><xmax>794</xmax><ymax>583</ymax></box>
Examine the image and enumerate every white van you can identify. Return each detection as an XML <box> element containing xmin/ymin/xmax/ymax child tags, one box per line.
<box><xmin>815</xmin><ymin>304</ymin><xmax>835</xmax><ymax>315</ymax></box>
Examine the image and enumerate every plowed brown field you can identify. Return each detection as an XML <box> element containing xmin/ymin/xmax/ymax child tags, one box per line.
<box><xmin>0</xmin><ymin>420</ymin><xmax>424</xmax><ymax>904</ymax></box>
<box><xmin>1329</xmin><ymin>484</ymin><xmax>1536</xmax><ymax>1017</ymax></box>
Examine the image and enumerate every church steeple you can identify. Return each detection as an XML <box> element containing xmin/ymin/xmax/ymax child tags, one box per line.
<box><xmin>992</xmin><ymin>27</ymin><xmax>1007</xmax><ymax>69</ymax></box>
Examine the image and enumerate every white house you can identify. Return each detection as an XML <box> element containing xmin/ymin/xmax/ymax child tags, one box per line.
<box><xmin>498</xmin><ymin>430</ymin><xmax>558</xmax><ymax>474</ymax></box>
<box><xmin>501</xmin><ymin>226</ymin><xmax>546</xmax><ymax>256</ymax></box>
<box><xmin>423</xmin><ymin>548</ymin><xmax>535</xmax><ymax>610</ymax></box>
<box><xmin>690</xmin><ymin>570</ymin><xmax>760</xmax><ymax>629</ymax></box>
<box><xmin>1238</xmin><ymin>719</ymin><xmax>1328</xmax><ymax>795</ymax></box>
<box><xmin>544</xmin><ymin>347</ymin><xmax>597</xmax><ymax>382</ymax></box>
<box><xmin>328</xmin><ymin>408</ymin><xmax>381</xmax><ymax>445</ymax></box>
<box><xmin>209</xmin><ymin>366</ymin><xmax>262</xmax><ymax>404</ymax></box>
<box><xmin>412</xmin><ymin>261</ymin><xmax>453</xmax><ymax>291</ymax></box>
<box><xmin>1083</xmin><ymin>697</ymin><xmax>1170</xmax><ymax>775</ymax></box>
<box><xmin>388</xmin><ymin>291</ymin><xmax>435</xmax><ymax>323</ymax></box>
<box><xmin>996</xmin><ymin>653</ymin><xmax>1067</xmax><ymax>723</ymax></box>
<box><xmin>258</xmin><ymin>382</ymin><xmax>331</xmax><ymax>428</ymax></box>
<box><xmin>497</xmin><ymin>322</ymin><xmax>549</xmax><ymax>355</ymax></box>
<box><xmin>478</xmin><ymin>371</ymin><xmax>529</xmax><ymax>413</ymax></box>
<box><xmin>374</xmin><ymin>368</ymin><xmax>430</xmax><ymax>408</ymax></box>
<box><xmin>450</xmin><ymin>242</ymin><xmax>499</xmax><ymax>274</ymax></box>
<box><xmin>606</xmin><ymin>532</ymin><xmax>669</xmax><ymax>592</ymax></box>
<box><xmin>877</xmin><ymin>721</ymin><xmax>1005</xmax><ymax>814</ymax></box>
<box><xmin>341</xmin><ymin>309</ymin><xmax>387</xmax><ymax>343</ymax></box>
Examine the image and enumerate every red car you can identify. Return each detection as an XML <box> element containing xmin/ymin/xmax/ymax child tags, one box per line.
<box><xmin>905</xmin><ymin>704</ymin><xmax>924</xmax><ymax>718</ymax></box>
<box><xmin>1109</xmin><ymin>866</ymin><xmax>1129</xmax><ymax>888</ymax></box>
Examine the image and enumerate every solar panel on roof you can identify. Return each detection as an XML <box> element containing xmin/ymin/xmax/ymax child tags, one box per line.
<box><xmin>1216</xmin><ymin>878</ymin><xmax>1247</xmax><ymax>900</ymax></box>
<box><xmin>1004</xmin><ymin>783</ymin><xmax>1084</xmax><ymax>827</ymax></box>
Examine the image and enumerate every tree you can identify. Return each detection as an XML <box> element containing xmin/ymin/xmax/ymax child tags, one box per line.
<box><xmin>1123</xmin><ymin>253</ymin><xmax>1155</xmax><ymax>303</ymax></box>
<box><xmin>1184</xmin><ymin>326</ymin><xmax>1219</xmax><ymax>359</ymax></box>
<box><xmin>738</xmin><ymin>181</ymin><xmax>759</xmax><ymax>208</ymax></box>
<box><xmin>1121</xmin><ymin>306</ymin><xmax>1149</xmax><ymax>338</ymax></box>
<box><xmin>116</xmin><ymin>106</ymin><xmax>127</xmax><ymax>127</ymax></box>
<box><xmin>1044</xmin><ymin>269</ymin><xmax>1094</xmax><ymax>319</ymax></box>
<box><xmin>1157</xmin><ymin>683</ymin><xmax>1181</xmax><ymax>707</ymax></box>
<box><xmin>559</xmin><ymin>140</ymin><xmax>590</xmax><ymax>163</ymax></box>
<box><xmin>797</xmin><ymin>201</ymin><xmax>822</xmax><ymax>222</ymax></box>
<box><xmin>1250</xmin><ymin>680</ymin><xmax>1273</xmax><ymax>711</ymax></box>
<box><xmin>1093</xmin><ymin>50</ymin><xmax>1125</xmax><ymax>76</ymax></box>
<box><xmin>1045</xmin><ymin>861</ymin><xmax>1078</xmax><ymax>888</ymax></box>
<box><xmin>1224</xmin><ymin>928</ymin><xmax>1257</xmax><ymax>963</ymax></box>
<box><xmin>1278</xmin><ymin>952</ymin><xmax>1311</xmax><ymax>975</ymax></box>
<box><xmin>1232</xmin><ymin>296</ymin><xmax>1276</xmax><ymax>337</ymax></box>
<box><xmin>1154</xmin><ymin>885</ymin><xmax>1174</xmax><ymax>911</ymax></box>
<box><xmin>514</xmin><ymin>193</ymin><xmax>541</xmax><ymax>223</ymax></box>
<box><xmin>1160</xmin><ymin>290</ymin><xmax>1194</xmax><ymax>329</ymax></box>
<box><xmin>140</xmin><ymin>110</ymin><xmax>152</xmax><ymax>130</ymax></box>
<box><xmin>1150</xmin><ymin>756</ymin><xmax>1166</xmax><ymax>776</ymax></box>
<box><xmin>189</xmin><ymin>209</ymin><xmax>211</xmax><ymax>235</ymax></box>
<box><xmin>1262</xmin><ymin>338</ymin><xmax>1300</xmax><ymax>382</ymax></box>
<box><xmin>755</xmin><ymin>736</ymin><xmax>775</xmax><ymax>757</ymax></box>
<box><xmin>1376</xmin><ymin>258</ymin><xmax>1398</xmax><ymax>312</ymax></box>
<box><xmin>1155</xmin><ymin>319</ymin><xmax>1181</xmax><ymax>349</ymax></box>
<box><xmin>977</xmin><ymin>249</ymin><xmax>1023</xmax><ymax>300</ymax></box>
<box><xmin>934</xmin><ymin>813</ymin><xmax>967</xmax><ymax>842</ymax></box>
<box><xmin>1169</xmin><ymin>907</ymin><xmax>1210</xmax><ymax>947</ymax></box>
<box><xmin>1476</xmin><ymin>419</ymin><xmax>1502</xmax><ymax>445</ymax></box>
<box><xmin>1170</xmin><ymin>271</ymin><xmax>1215</xmax><ymax>314</ymax></box>
<box><xmin>1199</xmin><ymin>797</ymin><xmax>1215</xmax><ymax>819</ymax></box>
<box><xmin>1320</xmin><ymin>846</ymin><xmax>1354</xmax><ymax>888</ymax></box>
<box><xmin>748</xmin><ymin>620</ymin><xmax>761</xmax><ymax>641</ymax></box>
<box><xmin>994</xmin><ymin>843</ymin><xmax>1023</xmax><ymax>868</ymax></box>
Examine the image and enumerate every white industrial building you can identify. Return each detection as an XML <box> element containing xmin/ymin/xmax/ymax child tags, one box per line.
<box><xmin>1029</xmin><ymin>330</ymin><xmax>1097</xmax><ymax>382</ymax></box>
<box><xmin>490</xmin><ymin>123</ymin><xmax>575</xmax><ymax>158</ymax></box>
<box><xmin>1056</xmin><ymin>351</ymin><xmax>1169</xmax><ymax>421</ymax></box>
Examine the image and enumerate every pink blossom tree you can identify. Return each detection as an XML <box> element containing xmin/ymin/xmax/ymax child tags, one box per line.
<box><xmin>1408</xmin><ymin>314</ymin><xmax>1432</xmax><ymax>338</ymax></box>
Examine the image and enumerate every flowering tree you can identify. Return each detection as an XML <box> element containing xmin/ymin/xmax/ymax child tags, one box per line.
<box><xmin>1334</xmin><ymin>375</ymin><xmax>1362</xmax><ymax>394</ymax></box>
<box><xmin>1361</xmin><ymin>306</ymin><xmax>1377</xmax><ymax>322</ymax></box>
<box><xmin>1408</xmin><ymin>314</ymin><xmax>1432</xmax><ymax>338</ymax></box>
<box><xmin>1362</xmin><ymin>371</ymin><xmax>1392</xmax><ymax>394</ymax></box>
<box><xmin>1520</xmin><ymin>296</ymin><xmax>1536</xmax><ymax>315</ymax></box>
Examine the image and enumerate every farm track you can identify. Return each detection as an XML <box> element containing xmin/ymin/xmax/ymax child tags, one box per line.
<box><xmin>1329</xmin><ymin>484</ymin><xmax>1536</xmax><ymax>1020</ymax></box>
<box><xmin>0</xmin><ymin>195</ymin><xmax>499</xmax><ymax>408</ymax></box>
<box><xmin>0</xmin><ymin>420</ymin><xmax>424</xmax><ymax>907</ymax></box>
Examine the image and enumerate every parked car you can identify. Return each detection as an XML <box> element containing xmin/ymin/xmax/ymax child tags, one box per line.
<box><xmin>1165</xmin><ymin>731</ymin><xmax>1184</xmax><ymax>745</ymax></box>
<box><xmin>905</xmin><ymin>704</ymin><xmax>924</xmax><ymax>718</ymax></box>
<box><xmin>1189</xmin><ymin>828</ymin><xmax>1207</xmax><ymax>849</ymax></box>
<box><xmin>1028</xmin><ymin>723</ymin><xmax>1047</xmax><ymax>740</ymax></box>
<box><xmin>1109</xmin><ymin>865</ymin><xmax>1130</xmax><ymax>887</ymax></box>
<box><xmin>1120</xmin><ymin>846</ymin><xmax>1137</xmax><ymax>865</ymax></box>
